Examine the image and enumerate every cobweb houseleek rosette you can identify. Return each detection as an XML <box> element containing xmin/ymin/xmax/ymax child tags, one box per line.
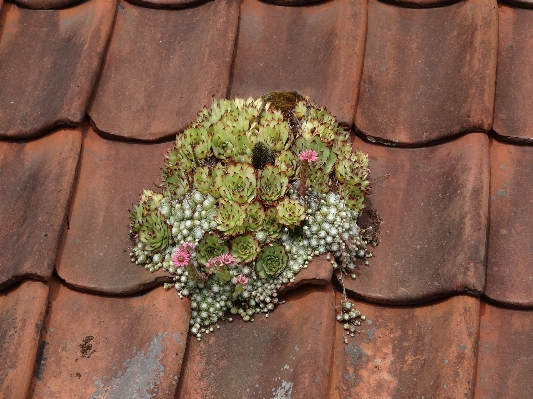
<box><xmin>128</xmin><ymin>93</ymin><xmax>375</xmax><ymax>341</ymax></box>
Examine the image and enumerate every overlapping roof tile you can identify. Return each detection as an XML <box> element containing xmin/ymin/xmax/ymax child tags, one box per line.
<box><xmin>492</xmin><ymin>4</ymin><xmax>533</xmax><ymax>144</ymax></box>
<box><xmin>229</xmin><ymin>0</ymin><xmax>366</xmax><ymax>127</ymax></box>
<box><xmin>0</xmin><ymin>281</ymin><xmax>48</xmax><ymax>399</ymax></box>
<box><xmin>329</xmin><ymin>293</ymin><xmax>479</xmax><ymax>398</ymax></box>
<box><xmin>9</xmin><ymin>0</ymin><xmax>85</xmax><ymax>10</ymax></box>
<box><xmin>30</xmin><ymin>277</ymin><xmax>190</xmax><ymax>398</ymax></box>
<box><xmin>0</xmin><ymin>0</ymin><xmax>116</xmax><ymax>138</ymax></box>
<box><xmin>87</xmin><ymin>0</ymin><xmax>239</xmax><ymax>141</ymax></box>
<box><xmin>56</xmin><ymin>125</ymin><xmax>173</xmax><ymax>295</ymax></box>
<box><xmin>339</xmin><ymin>133</ymin><xmax>489</xmax><ymax>303</ymax></box>
<box><xmin>0</xmin><ymin>128</ymin><xmax>81</xmax><ymax>290</ymax></box>
<box><xmin>475</xmin><ymin>302</ymin><xmax>533</xmax><ymax>399</ymax></box>
<box><xmin>486</xmin><ymin>138</ymin><xmax>533</xmax><ymax>307</ymax></box>
<box><xmin>176</xmin><ymin>284</ymin><xmax>334</xmax><ymax>398</ymax></box>
<box><xmin>355</xmin><ymin>0</ymin><xmax>498</xmax><ymax>146</ymax></box>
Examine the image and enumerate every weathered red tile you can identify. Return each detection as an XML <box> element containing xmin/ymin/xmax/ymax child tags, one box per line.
<box><xmin>125</xmin><ymin>0</ymin><xmax>208</xmax><ymax>9</ymax></box>
<box><xmin>30</xmin><ymin>278</ymin><xmax>190</xmax><ymax>398</ymax></box>
<box><xmin>88</xmin><ymin>0</ymin><xmax>239</xmax><ymax>141</ymax></box>
<box><xmin>339</xmin><ymin>133</ymin><xmax>489</xmax><ymax>304</ymax></box>
<box><xmin>330</xmin><ymin>293</ymin><xmax>479</xmax><ymax>399</ymax></box>
<box><xmin>355</xmin><ymin>0</ymin><xmax>498</xmax><ymax>146</ymax></box>
<box><xmin>475</xmin><ymin>302</ymin><xmax>533</xmax><ymax>399</ymax></box>
<box><xmin>500</xmin><ymin>0</ymin><xmax>533</xmax><ymax>8</ymax></box>
<box><xmin>279</xmin><ymin>254</ymin><xmax>333</xmax><ymax>294</ymax></box>
<box><xmin>176</xmin><ymin>284</ymin><xmax>335</xmax><ymax>399</ymax></box>
<box><xmin>0</xmin><ymin>0</ymin><xmax>116</xmax><ymax>139</ymax></box>
<box><xmin>9</xmin><ymin>0</ymin><xmax>83</xmax><ymax>10</ymax></box>
<box><xmin>0</xmin><ymin>128</ymin><xmax>81</xmax><ymax>290</ymax></box>
<box><xmin>0</xmin><ymin>281</ymin><xmax>48</xmax><ymax>399</ymax></box>
<box><xmin>257</xmin><ymin>0</ymin><xmax>326</xmax><ymax>7</ymax></box>
<box><xmin>381</xmin><ymin>0</ymin><xmax>461</xmax><ymax>7</ymax></box>
<box><xmin>229</xmin><ymin>0</ymin><xmax>366</xmax><ymax>127</ymax></box>
<box><xmin>492</xmin><ymin>6</ymin><xmax>533</xmax><ymax>144</ymax></box>
<box><xmin>486</xmin><ymin>140</ymin><xmax>533</xmax><ymax>307</ymax></box>
<box><xmin>56</xmin><ymin>125</ymin><xmax>174</xmax><ymax>295</ymax></box>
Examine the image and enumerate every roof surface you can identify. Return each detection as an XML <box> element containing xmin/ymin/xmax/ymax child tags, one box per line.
<box><xmin>0</xmin><ymin>0</ymin><xmax>532</xmax><ymax>398</ymax></box>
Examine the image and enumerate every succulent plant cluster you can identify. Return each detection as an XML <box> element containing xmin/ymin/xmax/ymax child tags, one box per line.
<box><xmin>129</xmin><ymin>93</ymin><xmax>373</xmax><ymax>340</ymax></box>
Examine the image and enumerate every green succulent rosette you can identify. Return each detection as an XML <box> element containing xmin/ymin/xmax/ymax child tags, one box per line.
<box><xmin>258</xmin><ymin>165</ymin><xmax>288</xmax><ymax>204</ymax></box>
<box><xmin>216</xmin><ymin>199</ymin><xmax>246</xmax><ymax>236</ymax></box>
<box><xmin>193</xmin><ymin>166</ymin><xmax>211</xmax><ymax>195</ymax></box>
<box><xmin>275</xmin><ymin>150</ymin><xmax>299</xmax><ymax>179</ymax></box>
<box><xmin>197</xmin><ymin>234</ymin><xmax>229</xmax><ymax>266</ymax></box>
<box><xmin>230</xmin><ymin>235</ymin><xmax>261</xmax><ymax>263</ymax></box>
<box><xmin>212</xmin><ymin>122</ymin><xmax>236</xmax><ymax>160</ymax></box>
<box><xmin>219</xmin><ymin>163</ymin><xmax>257</xmax><ymax>204</ymax></box>
<box><xmin>276</xmin><ymin>198</ymin><xmax>306</xmax><ymax>229</ymax></box>
<box><xmin>263</xmin><ymin>207</ymin><xmax>282</xmax><ymax>239</ymax></box>
<box><xmin>256</xmin><ymin>243</ymin><xmax>287</xmax><ymax>278</ymax></box>
<box><xmin>244</xmin><ymin>201</ymin><xmax>265</xmax><ymax>233</ymax></box>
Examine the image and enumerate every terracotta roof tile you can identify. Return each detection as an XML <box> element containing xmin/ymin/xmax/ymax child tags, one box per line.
<box><xmin>125</xmin><ymin>0</ymin><xmax>209</xmax><ymax>9</ymax></box>
<box><xmin>0</xmin><ymin>128</ymin><xmax>81</xmax><ymax>290</ymax></box>
<box><xmin>0</xmin><ymin>0</ymin><xmax>116</xmax><ymax>138</ymax></box>
<box><xmin>339</xmin><ymin>133</ymin><xmax>489</xmax><ymax>304</ymax></box>
<box><xmin>355</xmin><ymin>0</ymin><xmax>498</xmax><ymax>146</ymax></box>
<box><xmin>492</xmin><ymin>5</ymin><xmax>533</xmax><ymax>143</ymax></box>
<box><xmin>229</xmin><ymin>0</ymin><xmax>366</xmax><ymax>127</ymax></box>
<box><xmin>8</xmin><ymin>0</ymin><xmax>84</xmax><ymax>10</ymax></box>
<box><xmin>278</xmin><ymin>253</ymin><xmax>333</xmax><ymax>294</ymax></box>
<box><xmin>176</xmin><ymin>284</ymin><xmax>334</xmax><ymax>398</ymax></box>
<box><xmin>30</xmin><ymin>277</ymin><xmax>190</xmax><ymax>398</ymax></box>
<box><xmin>56</xmin><ymin>125</ymin><xmax>173</xmax><ymax>295</ymax></box>
<box><xmin>382</xmin><ymin>0</ymin><xmax>461</xmax><ymax>8</ymax></box>
<box><xmin>0</xmin><ymin>281</ymin><xmax>48</xmax><ymax>399</ymax></box>
<box><xmin>486</xmin><ymin>138</ymin><xmax>533</xmax><ymax>307</ymax></box>
<box><xmin>475</xmin><ymin>302</ymin><xmax>533</xmax><ymax>398</ymax></box>
<box><xmin>87</xmin><ymin>0</ymin><xmax>239</xmax><ymax>141</ymax></box>
<box><xmin>329</xmin><ymin>293</ymin><xmax>479</xmax><ymax>399</ymax></box>
<box><xmin>500</xmin><ymin>0</ymin><xmax>533</xmax><ymax>8</ymax></box>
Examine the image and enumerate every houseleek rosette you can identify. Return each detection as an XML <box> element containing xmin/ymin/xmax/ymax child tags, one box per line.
<box><xmin>129</xmin><ymin>93</ymin><xmax>375</xmax><ymax>342</ymax></box>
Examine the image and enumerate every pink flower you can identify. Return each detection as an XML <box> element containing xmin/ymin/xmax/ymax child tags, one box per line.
<box><xmin>171</xmin><ymin>249</ymin><xmax>190</xmax><ymax>267</ymax></box>
<box><xmin>206</xmin><ymin>253</ymin><xmax>236</xmax><ymax>271</ymax></box>
<box><xmin>236</xmin><ymin>275</ymin><xmax>248</xmax><ymax>286</ymax></box>
<box><xmin>179</xmin><ymin>242</ymin><xmax>194</xmax><ymax>252</ymax></box>
<box><xmin>298</xmin><ymin>150</ymin><xmax>318</xmax><ymax>163</ymax></box>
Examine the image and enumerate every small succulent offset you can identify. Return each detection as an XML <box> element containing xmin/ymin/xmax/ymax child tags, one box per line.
<box><xmin>129</xmin><ymin>93</ymin><xmax>377</xmax><ymax>341</ymax></box>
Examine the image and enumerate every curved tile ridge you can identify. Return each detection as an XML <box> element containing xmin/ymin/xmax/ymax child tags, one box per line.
<box><xmin>338</xmin><ymin>133</ymin><xmax>489</xmax><ymax>304</ymax></box>
<box><xmin>7</xmin><ymin>0</ymin><xmax>84</xmax><ymax>10</ymax></box>
<box><xmin>475</xmin><ymin>302</ymin><xmax>533</xmax><ymax>398</ymax></box>
<box><xmin>125</xmin><ymin>0</ymin><xmax>209</xmax><ymax>9</ymax></box>
<box><xmin>176</xmin><ymin>284</ymin><xmax>335</xmax><ymax>399</ymax></box>
<box><xmin>355</xmin><ymin>0</ymin><xmax>498</xmax><ymax>146</ymax></box>
<box><xmin>486</xmin><ymin>139</ymin><xmax>533</xmax><ymax>308</ymax></box>
<box><xmin>492</xmin><ymin>5</ymin><xmax>533</xmax><ymax>143</ymax></box>
<box><xmin>329</xmin><ymin>293</ymin><xmax>479</xmax><ymax>399</ymax></box>
<box><xmin>258</xmin><ymin>0</ymin><xmax>327</xmax><ymax>6</ymax></box>
<box><xmin>0</xmin><ymin>127</ymin><xmax>81</xmax><ymax>291</ymax></box>
<box><xmin>0</xmin><ymin>0</ymin><xmax>117</xmax><ymax>139</ymax></box>
<box><xmin>499</xmin><ymin>0</ymin><xmax>533</xmax><ymax>8</ymax></box>
<box><xmin>380</xmin><ymin>0</ymin><xmax>462</xmax><ymax>8</ymax></box>
<box><xmin>29</xmin><ymin>277</ymin><xmax>190</xmax><ymax>398</ymax></box>
<box><xmin>88</xmin><ymin>0</ymin><xmax>239</xmax><ymax>141</ymax></box>
<box><xmin>56</xmin><ymin>124</ymin><xmax>174</xmax><ymax>295</ymax></box>
<box><xmin>0</xmin><ymin>281</ymin><xmax>48</xmax><ymax>399</ymax></box>
<box><xmin>229</xmin><ymin>0</ymin><xmax>367</xmax><ymax>128</ymax></box>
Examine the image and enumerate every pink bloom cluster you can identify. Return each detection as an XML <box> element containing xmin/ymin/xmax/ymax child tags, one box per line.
<box><xmin>171</xmin><ymin>242</ymin><xmax>194</xmax><ymax>267</ymax></box>
<box><xmin>236</xmin><ymin>275</ymin><xmax>249</xmax><ymax>286</ymax></box>
<box><xmin>298</xmin><ymin>149</ymin><xmax>318</xmax><ymax>163</ymax></box>
<box><xmin>206</xmin><ymin>253</ymin><xmax>236</xmax><ymax>271</ymax></box>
